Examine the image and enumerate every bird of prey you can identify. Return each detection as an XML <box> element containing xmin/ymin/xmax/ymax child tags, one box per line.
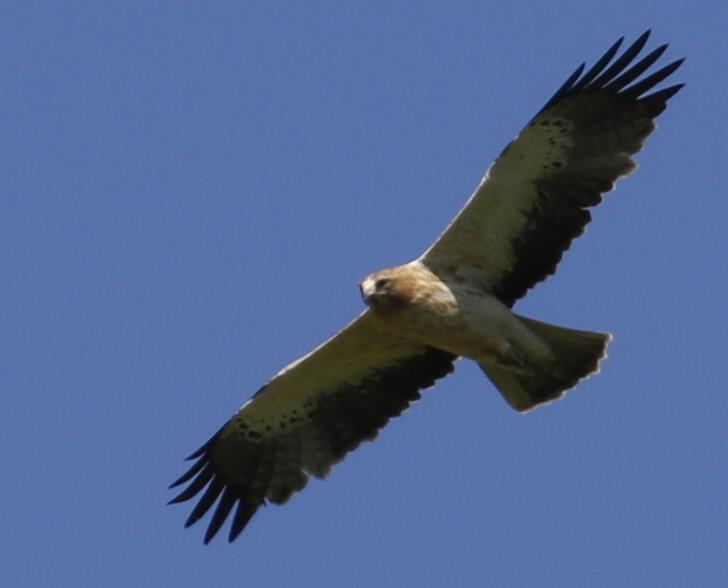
<box><xmin>170</xmin><ymin>31</ymin><xmax>683</xmax><ymax>543</ymax></box>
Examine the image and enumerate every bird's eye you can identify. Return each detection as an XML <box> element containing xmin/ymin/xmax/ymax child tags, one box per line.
<box><xmin>375</xmin><ymin>278</ymin><xmax>389</xmax><ymax>290</ymax></box>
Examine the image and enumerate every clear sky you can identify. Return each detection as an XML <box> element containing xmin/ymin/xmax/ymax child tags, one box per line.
<box><xmin>3</xmin><ymin>2</ymin><xmax>726</xmax><ymax>587</ymax></box>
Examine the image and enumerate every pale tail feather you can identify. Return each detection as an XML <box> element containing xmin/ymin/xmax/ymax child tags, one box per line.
<box><xmin>479</xmin><ymin>316</ymin><xmax>611</xmax><ymax>412</ymax></box>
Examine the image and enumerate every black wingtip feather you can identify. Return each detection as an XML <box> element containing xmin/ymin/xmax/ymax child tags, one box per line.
<box><xmin>184</xmin><ymin>423</ymin><xmax>227</xmax><ymax>460</ymax></box>
<box><xmin>168</xmin><ymin>462</ymin><xmax>215</xmax><ymax>504</ymax></box>
<box><xmin>554</xmin><ymin>63</ymin><xmax>586</xmax><ymax>96</ymax></box>
<box><xmin>569</xmin><ymin>36</ymin><xmax>624</xmax><ymax>93</ymax></box>
<box><xmin>203</xmin><ymin>487</ymin><xmax>238</xmax><ymax>544</ymax></box>
<box><xmin>623</xmin><ymin>58</ymin><xmax>685</xmax><ymax>99</ymax></box>
<box><xmin>642</xmin><ymin>83</ymin><xmax>685</xmax><ymax>104</ymax></box>
<box><xmin>604</xmin><ymin>44</ymin><xmax>668</xmax><ymax>91</ymax></box>
<box><xmin>169</xmin><ymin>453</ymin><xmax>208</xmax><ymax>489</ymax></box>
<box><xmin>228</xmin><ymin>501</ymin><xmax>260</xmax><ymax>542</ymax></box>
<box><xmin>184</xmin><ymin>476</ymin><xmax>225</xmax><ymax>528</ymax></box>
<box><xmin>184</xmin><ymin>443</ymin><xmax>210</xmax><ymax>461</ymax></box>
<box><xmin>588</xmin><ymin>30</ymin><xmax>651</xmax><ymax>88</ymax></box>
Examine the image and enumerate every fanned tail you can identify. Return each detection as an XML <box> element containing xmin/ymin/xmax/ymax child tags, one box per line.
<box><xmin>480</xmin><ymin>316</ymin><xmax>611</xmax><ymax>412</ymax></box>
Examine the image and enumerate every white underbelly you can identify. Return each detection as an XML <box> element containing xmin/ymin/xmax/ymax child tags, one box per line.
<box><xmin>386</xmin><ymin>286</ymin><xmax>518</xmax><ymax>359</ymax></box>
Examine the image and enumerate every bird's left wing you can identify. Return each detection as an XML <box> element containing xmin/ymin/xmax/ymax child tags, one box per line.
<box><xmin>169</xmin><ymin>310</ymin><xmax>455</xmax><ymax>543</ymax></box>
<box><xmin>421</xmin><ymin>31</ymin><xmax>683</xmax><ymax>307</ymax></box>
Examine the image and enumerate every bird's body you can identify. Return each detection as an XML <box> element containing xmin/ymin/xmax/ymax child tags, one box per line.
<box><xmin>362</xmin><ymin>261</ymin><xmax>549</xmax><ymax>364</ymax></box>
<box><xmin>361</xmin><ymin>259</ymin><xmax>609</xmax><ymax>412</ymax></box>
<box><xmin>170</xmin><ymin>31</ymin><xmax>683</xmax><ymax>543</ymax></box>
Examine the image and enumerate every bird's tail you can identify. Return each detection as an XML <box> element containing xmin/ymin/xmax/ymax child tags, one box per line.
<box><xmin>478</xmin><ymin>316</ymin><xmax>611</xmax><ymax>412</ymax></box>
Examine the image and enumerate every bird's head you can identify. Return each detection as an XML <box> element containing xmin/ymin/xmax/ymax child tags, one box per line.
<box><xmin>359</xmin><ymin>268</ymin><xmax>415</xmax><ymax>314</ymax></box>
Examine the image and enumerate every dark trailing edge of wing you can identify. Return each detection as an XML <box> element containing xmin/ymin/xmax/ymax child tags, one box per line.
<box><xmin>493</xmin><ymin>30</ymin><xmax>684</xmax><ymax>307</ymax></box>
<box><xmin>169</xmin><ymin>347</ymin><xmax>456</xmax><ymax>543</ymax></box>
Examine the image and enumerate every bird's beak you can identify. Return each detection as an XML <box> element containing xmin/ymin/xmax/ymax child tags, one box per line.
<box><xmin>359</xmin><ymin>277</ymin><xmax>374</xmax><ymax>305</ymax></box>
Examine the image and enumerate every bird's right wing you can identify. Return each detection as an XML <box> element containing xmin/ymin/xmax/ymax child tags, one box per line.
<box><xmin>169</xmin><ymin>310</ymin><xmax>455</xmax><ymax>543</ymax></box>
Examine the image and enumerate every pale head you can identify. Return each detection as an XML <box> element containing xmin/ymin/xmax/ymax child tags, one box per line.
<box><xmin>359</xmin><ymin>267</ymin><xmax>418</xmax><ymax>314</ymax></box>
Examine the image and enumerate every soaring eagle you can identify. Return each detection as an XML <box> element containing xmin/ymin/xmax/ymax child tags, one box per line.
<box><xmin>170</xmin><ymin>31</ymin><xmax>683</xmax><ymax>543</ymax></box>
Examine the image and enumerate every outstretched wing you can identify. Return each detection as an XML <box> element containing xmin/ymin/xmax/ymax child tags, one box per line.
<box><xmin>421</xmin><ymin>31</ymin><xmax>684</xmax><ymax>307</ymax></box>
<box><xmin>169</xmin><ymin>311</ymin><xmax>455</xmax><ymax>543</ymax></box>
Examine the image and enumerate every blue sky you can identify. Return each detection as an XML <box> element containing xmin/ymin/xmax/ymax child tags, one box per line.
<box><xmin>3</xmin><ymin>2</ymin><xmax>727</xmax><ymax>587</ymax></box>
